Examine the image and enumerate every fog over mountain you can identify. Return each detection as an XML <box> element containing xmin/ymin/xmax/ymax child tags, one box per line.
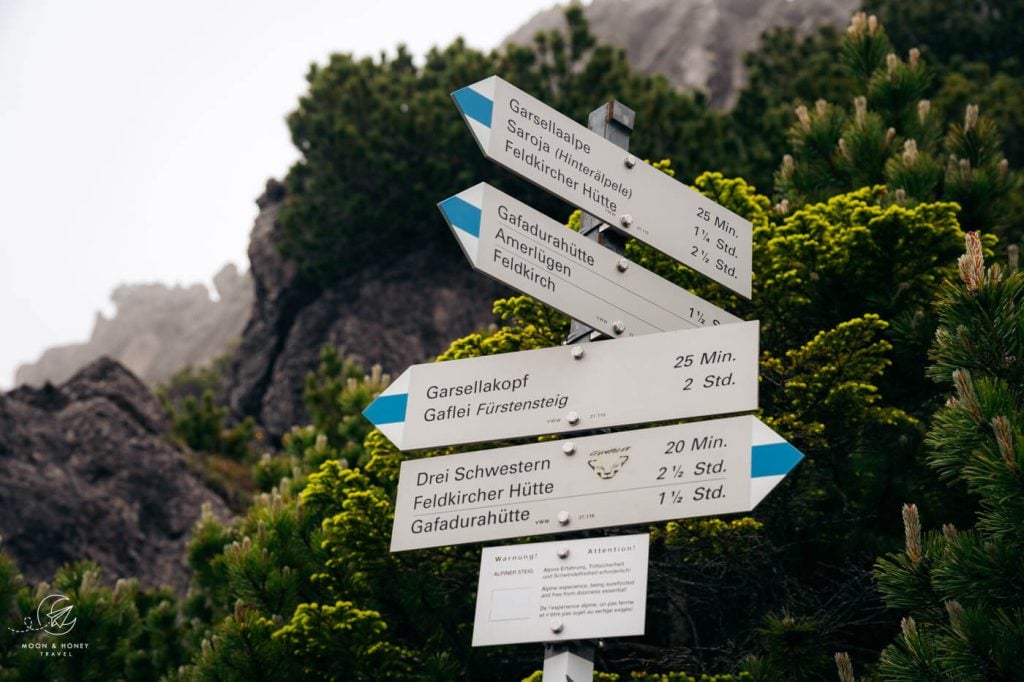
<box><xmin>15</xmin><ymin>264</ymin><xmax>252</xmax><ymax>388</ymax></box>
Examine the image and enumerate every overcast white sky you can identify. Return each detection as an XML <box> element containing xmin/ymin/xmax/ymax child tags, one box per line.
<box><xmin>0</xmin><ymin>0</ymin><xmax>562</xmax><ymax>388</ymax></box>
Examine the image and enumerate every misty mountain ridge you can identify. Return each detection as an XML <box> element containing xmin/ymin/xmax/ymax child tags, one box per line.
<box><xmin>15</xmin><ymin>263</ymin><xmax>252</xmax><ymax>388</ymax></box>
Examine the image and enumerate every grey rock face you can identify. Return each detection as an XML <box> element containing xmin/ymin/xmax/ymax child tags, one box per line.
<box><xmin>0</xmin><ymin>357</ymin><xmax>230</xmax><ymax>591</ymax></box>
<box><xmin>226</xmin><ymin>181</ymin><xmax>505</xmax><ymax>439</ymax></box>
<box><xmin>224</xmin><ymin>180</ymin><xmax>320</xmax><ymax>430</ymax></box>
<box><xmin>505</xmin><ymin>0</ymin><xmax>859</xmax><ymax>109</ymax></box>
<box><xmin>15</xmin><ymin>265</ymin><xmax>253</xmax><ymax>388</ymax></box>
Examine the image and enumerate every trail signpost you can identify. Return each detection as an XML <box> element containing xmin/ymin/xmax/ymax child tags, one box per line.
<box><xmin>361</xmin><ymin>75</ymin><xmax>805</xmax><ymax>682</ymax></box>
<box><xmin>452</xmin><ymin>75</ymin><xmax>754</xmax><ymax>298</ymax></box>
<box><xmin>438</xmin><ymin>182</ymin><xmax>741</xmax><ymax>339</ymax></box>
<box><xmin>390</xmin><ymin>415</ymin><xmax>803</xmax><ymax>551</ymax></box>
<box><xmin>363</xmin><ymin>321</ymin><xmax>759</xmax><ymax>451</ymax></box>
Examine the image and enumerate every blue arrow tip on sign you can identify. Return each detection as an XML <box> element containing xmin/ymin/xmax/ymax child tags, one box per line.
<box><xmin>438</xmin><ymin>195</ymin><xmax>481</xmax><ymax>238</ymax></box>
<box><xmin>751</xmin><ymin>441</ymin><xmax>804</xmax><ymax>478</ymax></box>
<box><xmin>363</xmin><ymin>393</ymin><xmax>409</xmax><ymax>426</ymax></box>
<box><xmin>452</xmin><ymin>86</ymin><xmax>493</xmax><ymax>128</ymax></box>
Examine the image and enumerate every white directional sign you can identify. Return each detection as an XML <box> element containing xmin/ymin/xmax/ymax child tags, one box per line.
<box><xmin>390</xmin><ymin>415</ymin><xmax>802</xmax><ymax>551</ymax></box>
<box><xmin>438</xmin><ymin>183</ymin><xmax>741</xmax><ymax>339</ymax></box>
<box><xmin>473</xmin><ymin>533</ymin><xmax>649</xmax><ymax>646</ymax></box>
<box><xmin>363</xmin><ymin>321</ymin><xmax>759</xmax><ymax>451</ymax></box>
<box><xmin>452</xmin><ymin>75</ymin><xmax>754</xmax><ymax>298</ymax></box>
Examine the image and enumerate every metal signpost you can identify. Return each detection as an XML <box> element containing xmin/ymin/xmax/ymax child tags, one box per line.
<box><xmin>390</xmin><ymin>415</ymin><xmax>803</xmax><ymax>551</ymax></box>
<box><xmin>362</xmin><ymin>75</ymin><xmax>806</xmax><ymax>682</ymax></box>
<box><xmin>438</xmin><ymin>182</ymin><xmax>741</xmax><ymax>339</ymax></box>
<box><xmin>363</xmin><ymin>321</ymin><xmax>759</xmax><ymax>451</ymax></box>
<box><xmin>451</xmin><ymin>75</ymin><xmax>754</xmax><ymax>298</ymax></box>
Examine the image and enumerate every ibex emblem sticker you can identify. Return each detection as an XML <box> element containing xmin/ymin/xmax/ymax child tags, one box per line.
<box><xmin>587</xmin><ymin>446</ymin><xmax>631</xmax><ymax>479</ymax></box>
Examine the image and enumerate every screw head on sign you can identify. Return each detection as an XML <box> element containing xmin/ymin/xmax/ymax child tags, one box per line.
<box><xmin>571</xmin><ymin>345</ymin><xmax>585</xmax><ymax>360</ymax></box>
<box><xmin>550</xmin><ymin>620</ymin><xmax>564</xmax><ymax>634</ymax></box>
<box><xmin>557</xmin><ymin>511</ymin><xmax>571</xmax><ymax>526</ymax></box>
<box><xmin>566</xmin><ymin>411</ymin><xmax>580</xmax><ymax>426</ymax></box>
<box><xmin>624</xmin><ymin>155</ymin><xmax>636</xmax><ymax>169</ymax></box>
<box><xmin>620</xmin><ymin>214</ymin><xmax>633</xmax><ymax>228</ymax></box>
<box><xmin>616</xmin><ymin>258</ymin><xmax>630</xmax><ymax>272</ymax></box>
<box><xmin>612</xmin><ymin>321</ymin><xmax>625</xmax><ymax>335</ymax></box>
<box><xmin>562</xmin><ymin>442</ymin><xmax>576</xmax><ymax>456</ymax></box>
<box><xmin>557</xmin><ymin>546</ymin><xmax>570</xmax><ymax>559</ymax></box>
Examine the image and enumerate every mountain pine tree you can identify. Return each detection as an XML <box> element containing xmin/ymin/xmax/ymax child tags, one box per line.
<box><xmin>867</xmin><ymin>232</ymin><xmax>1024</xmax><ymax>679</ymax></box>
<box><xmin>774</xmin><ymin>13</ymin><xmax>1017</xmax><ymax>239</ymax></box>
<box><xmin>864</xmin><ymin>0</ymin><xmax>1024</xmax><ymax>172</ymax></box>
<box><xmin>0</xmin><ymin>548</ymin><xmax>195</xmax><ymax>681</ymax></box>
<box><xmin>302</xmin><ymin>346</ymin><xmax>390</xmax><ymax>467</ymax></box>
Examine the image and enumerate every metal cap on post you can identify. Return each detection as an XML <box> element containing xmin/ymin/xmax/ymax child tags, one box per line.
<box><xmin>567</xmin><ymin>100</ymin><xmax>636</xmax><ymax>344</ymax></box>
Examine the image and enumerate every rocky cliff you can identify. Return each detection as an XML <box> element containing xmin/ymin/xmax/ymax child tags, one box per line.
<box><xmin>0</xmin><ymin>358</ymin><xmax>230</xmax><ymax>591</ymax></box>
<box><xmin>505</xmin><ymin>0</ymin><xmax>859</xmax><ymax>109</ymax></box>
<box><xmin>15</xmin><ymin>263</ymin><xmax>252</xmax><ymax>389</ymax></box>
<box><xmin>225</xmin><ymin>180</ymin><xmax>506</xmax><ymax>439</ymax></box>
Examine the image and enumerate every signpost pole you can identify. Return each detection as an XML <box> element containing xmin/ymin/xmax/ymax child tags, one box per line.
<box><xmin>544</xmin><ymin>641</ymin><xmax>596</xmax><ymax>681</ymax></box>
<box><xmin>567</xmin><ymin>100</ymin><xmax>636</xmax><ymax>344</ymax></box>
<box><xmin>546</xmin><ymin>99</ymin><xmax>636</xmax><ymax>682</ymax></box>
